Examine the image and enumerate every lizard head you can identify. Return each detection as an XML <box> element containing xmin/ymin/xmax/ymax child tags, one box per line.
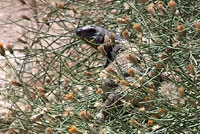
<box><xmin>76</xmin><ymin>25</ymin><xmax>126</xmax><ymax>68</ymax></box>
<box><xmin>76</xmin><ymin>25</ymin><xmax>105</xmax><ymax>48</ymax></box>
<box><xmin>76</xmin><ymin>25</ymin><xmax>116</xmax><ymax>67</ymax></box>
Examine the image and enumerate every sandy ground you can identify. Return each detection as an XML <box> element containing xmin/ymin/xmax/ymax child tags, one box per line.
<box><xmin>0</xmin><ymin>0</ymin><xmax>32</xmax><ymax>45</ymax></box>
<box><xmin>0</xmin><ymin>0</ymin><xmax>74</xmax><ymax>133</ymax></box>
<box><xmin>0</xmin><ymin>0</ymin><xmax>21</xmax><ymax>107</ymax></box>
<box><xmin>0</xmin><ymin>1</ymin><xmax>36</xmax><ymax>133</ymax></box>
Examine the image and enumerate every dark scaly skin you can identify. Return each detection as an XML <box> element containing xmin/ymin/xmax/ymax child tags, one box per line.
<box><xmin>76</xmin><ymin>25</ymin><xmax>125</xmax><ymax>68</ymax></box>
<box><xmin>76</xmin><ymin>25</ymin><xmax>123</xmax><ymax>48</ymax></box>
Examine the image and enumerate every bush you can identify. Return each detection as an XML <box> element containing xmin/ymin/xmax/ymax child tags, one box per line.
<box><xmin>1</xmin><ymin>0</ymin><xmax>200</xmax><ymax>133</ymax></box>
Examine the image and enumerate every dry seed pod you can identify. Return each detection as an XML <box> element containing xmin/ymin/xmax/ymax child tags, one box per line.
<box><xmin>168</xmin><ymin>1</ymin><xmax>176</xmax><ymax>12</ymax></box>
<box><xmin>148</xmin><ymin>3</ymin><xmax>155</xmax><ymax>8</ymax></box>
<box><xmin>56</xmin><ymin>1</ymin><xmax>64</xmax><ymax>9</ymax></box>
<box><xmin>37</xmin><ymin>87</ymin><xmax>47</xmax><ymax>100</ymax></box>
<box><xmin>45</xmin><ymin>127</ymin><xmax>53</xmax><ymax>134</ymax></box>
<box><xmin>145</xmin><ymin>96</ymin><xmax>152</xmax><ymax>101</ymax></box>
<box><xmin>148</xmin><ymin>88</ymin><xmax>156</xmax><ymax>96</ymax></box>
<box><xmin>11</xmin><ymin>79</ymin><xmax>22</xmax><ymax>87</ymax></box>
<box><xmin>177</xmin><ymin>23</ymin><xmax>185</xmax><ymax>32</ymax></box>
<box><xmin>79</xmin><ymin>111</ymin><xmax>87</xmax><ymax>119</ymax></box>
<box><xmin>20</xmin><ymin>14</ymin><xmax>30</xmax><ymax>20</ymax></box>
<box><xmin>120</xmin><ymin>80</ymin><xmax>129</xmax><ymax>86</ymax></box>
<box><xmin>17</xmin><ymin>37</ymin><xmax>27</xmax><ymax>44</ymax></box>
<box><xmin>38</xmin><ymin>91</ymin><xmax>46</xmax><ymax>99</ymax></box>
<box><xmin>178</xmin><ymin>86</ymin><xmax>184</xmax><ymax>97</ymax></box>
<box><xmin>106</xmin><ymin>66</ymin><xmax>116</xmax><ymax>74</ymax></box>
<box><xmin>84</xmin><ymin>71</ymin><xmax>92</xmax><ymax>76</ymax></box>
<box><xmin>96</xmin><ymin>88</ymin><xmax>104</xmax><ymax>94</ymax></box>
<box><xmin>23</xmin><ymin>104</ymin><xmax>31</xmax><ymax>113</ymax></box>
<box><xmin>147</xmin><ymin>6</ymin><xmax>156</xmax><ymax>16</ymax></box>
<box><xmin>6</xmin><ymin>110</ymin><xmax>15</xmax><ymax>117</ymax></box>
<box><xmin>124</xmin><ymin>16</ymin><xmax>131</xmax><ymax>25</ymax></box>
<box><xmin>126</xmin><ymin>54</ymin><xmax>138</xmax><ymax>64</ymax></box>
<box><xmin>148</xmin><ymin>82</ymin><xmax>155</xmax><ymax>88</ymax></box>
<box><xmin>187</xmin><ymin>63</ymin><xmax>195</xmax><ymax>75</ymax></box>
<box><xmin>133</xmin><ymin>23</ymin><xmax>142</xmax><ymax>32</ymax></box>
<box><xmin>110</xmin><ymin>32</ymin><xmax>115</xmax><ymax>43</ymax></box>
<box><xmin>157</xmin><ymin>3</ymin><xmax>167</xmax><ymax>14</ymax></box>
<box><xmin>149</xmin><ymin>70</ymin><xmax>158</xmax><ymax>77</ymax></box>
<box><xmin>116</xmin><ymin>18</ymin><xmax>126</xmax><ymax>24</ymax></box>
<box><xmin>45</xmin><ymin>78</ymin><xmax>51</xmax><ymax>83</ymax></box>
<box><xmin>177</xmin><ymin>23</ymin><xmax>185</xmax><ymax>37</ymax></box>
<box><xmin>147</xmin><ymin>3</ymin><xmax>156</xmax><ymax>16</ymax></box>
<box><xmin>158</xmin><ymin>108</ymin><xmax>167</xmax><ymax>115</ymax></box>
<box><xmin>32</xmin><ymin>113</ymin><xmax>44</xmax><ymax>122</ymax></box>
<box><xmin>79</xmin><ymin>111</ymin><xmax>94</xmax><ymax>120</ymax></box>
<box><xmin>148</xmin><ymin>120</ymin><xmax>154</xmax><ymax>127</ymax></box>
<box><xmin>158</xmin><ymin>1</ymin><xmax>166</xmax><ymax>7</ymax></box>
<box><xmin>66</xmin><ymin>93</ymin><xmax>76</xmax><ymax>101</ymax></box>
<box><xmin>130</xmin><ymin>118</ymin><xmax>143</xmax><ymax>127</ymax></box>
<box><xmin>133</xmin><ymin>98</ymin><xmax>142</xmax><ymax>106</ymax></box>
<box><xmin>0</xmin><ymin>42</ymin><xmax>5</xmax><ymax>56</ymax></box>
<box><xmin>37</xmin><ymin>87</ymin><xmax>45</xmax><ymax>93</ymax></box>
<box><xmin>194</xmin><ymin>21</ymin><xmax>200</xmax><ymax>30</ymax></box>
<box><xmin>155</xmin><ymin>61</ymin><xmax>164</xmax><ymax>70</ymax></box>
<box><xmin>23</xmin><ymin>45</ymin><xmax>29</xmax><ymax>50</ymax></box>
<box><xmin>94</xmin><ymin>101</ymin><xmax>105</xmax><ymax>108</ymax></box>
<box><xmin>104</xmin><ymin>35</ymin><xmax>110</xmax><ymax>44</ymax></box>
<box><xmin>6</xmin><ymin>44</ymin><xmax>14</xmax><ymax>54</ymax></box>
<box><xmin>128</xmin><ymin>68</ymin><xmax>136</xmax><ymax>77</ymax></box>
<box><xmin>122</xmin><ymin>29</ymin><xmax>129</xmax><ymax>39</ymax></box>
<box><xmin>69</xmin><ymin>126</ymin><xmax>82</xmax><ymax>134</ymax></box>
<box><xmin>64</xmin><ymin>78</ymin><xmax>70</xmax><ymax>87</ymax></box>
<box><xmin>97</xmin><ymin>45</ymin><xmax>106</xmax><ymax>56</ymax></box>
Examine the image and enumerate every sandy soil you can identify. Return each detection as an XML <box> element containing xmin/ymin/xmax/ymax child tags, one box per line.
<box><xmin>0</xmin><ymin>1</ymin><xmax>73</xmax><ymax>133</ymax></box>
<box><xmin>0</xmin><ymin>0</ymin><xmax>32</xmax><ymax>45</ymax></box>
<box><xmin>0</xmin><ymin>1</ymin><xmax>36</xmax><ymax>133</ymax></box>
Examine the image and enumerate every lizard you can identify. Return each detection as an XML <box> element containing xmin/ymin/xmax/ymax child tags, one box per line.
<box><xmin>76</xmin><ymin>25</ymin><xmax>144</xmax><ymax>93</ymax></box>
